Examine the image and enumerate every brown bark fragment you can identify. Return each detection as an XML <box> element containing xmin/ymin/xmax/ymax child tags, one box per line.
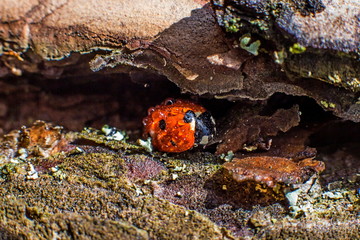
<box><xmin>216</xmin><ymin>105</ymin><xmax>301</xmax><ymax>155</ymax></box>
<box><xmin>224</xmin><ymin>156</ymin><xmax>325</xmax><ymax>187</ymax></box>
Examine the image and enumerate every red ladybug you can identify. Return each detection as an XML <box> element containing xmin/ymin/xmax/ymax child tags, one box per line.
<box><xmin>143</xmin><ymin>99</ymin><xmax>216</xmax><ymax>153</ymax></box>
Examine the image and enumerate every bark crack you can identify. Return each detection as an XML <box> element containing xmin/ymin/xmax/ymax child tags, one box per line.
<box><xmin>25</xmin><ymin>0</ymin><xmax>69</xmax><ymax>24</ymax></box>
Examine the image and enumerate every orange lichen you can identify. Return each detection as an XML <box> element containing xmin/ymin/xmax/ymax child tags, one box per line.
<box><xmin>3</xmin><ymin>50</ymin><xmax>24</xmax><ymax>61</ymax></box>
<box><xmin>18</xmin><ymin>120</ymin><xmax>70</xmax><ymax>158</ymax></box>
<box><xmin>223</xmin><ymin>156</ymin><xmax>325</xmax><ymax>188</ymax></box>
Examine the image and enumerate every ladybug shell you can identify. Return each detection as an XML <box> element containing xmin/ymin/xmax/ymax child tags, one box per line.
<box><xmin>143</xmin><ymin>99</ymin><xmax>213</xmax><ymax>153</ymax></box>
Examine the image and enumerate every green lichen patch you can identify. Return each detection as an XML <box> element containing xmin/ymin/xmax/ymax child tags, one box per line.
<box><xmin>289</xmin><ymin>43</ymin><xmax>306</xmax><ymax>54</ymax></box>
<box><xmin>224</xmin><ymin>17</ymin><xmax>242</xmax><ymax>33</ymax></box>
<box><xmin>75</xmin><ymin>127</ymin><xmax>142</xmax><ymax>152</ymax></box>
<box><xmin>239</xmin><ymin>34</ymin><xmax>261</xmax><ymax>56</ymax></box>
<box><xmin>249</xmin><ymin>19</ymin><xmax>270</xmax><ymax>31</ymax></box>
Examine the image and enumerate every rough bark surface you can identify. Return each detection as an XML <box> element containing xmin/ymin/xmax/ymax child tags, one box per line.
<box><xmin>0</xmin><ymin>0</ymin><xmax>205</xmax><ymax>58</ymax></box>
<box><xmin>0</xmin><ymin>0</ymin><xmax>359</xmax><ymax>122</ymax></box>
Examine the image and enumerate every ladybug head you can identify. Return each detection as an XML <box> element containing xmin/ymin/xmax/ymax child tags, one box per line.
<box><xmin>193</xmin><ymin>111</ymin><xmax>216</xmax><ymax>146</ymax></box>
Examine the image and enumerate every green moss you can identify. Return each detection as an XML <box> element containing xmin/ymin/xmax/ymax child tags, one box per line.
<box><xmin>0</xmin><ymin>162</ymin><xmax>26</xmax><ymax>180</ymax></box>
<box><xmin>0</xmin><ymin>125</ymin><xmax>358</xmax><ymax>239</ymax></box>
<box><xmin>0</xmin><ymin>163</ymin><xmax>16</xmax><ymax>177</ymax></box>
<box><xmin>0</xmin><ymin>132</ymin><xmax>232</xmax><ymax>239</ymax></box>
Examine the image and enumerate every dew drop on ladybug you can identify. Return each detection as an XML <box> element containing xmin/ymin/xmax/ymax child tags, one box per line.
<box><xmin>143</xmin><ymin>99</ymin><xmax>216</xmax><ymax>153</ymax></box>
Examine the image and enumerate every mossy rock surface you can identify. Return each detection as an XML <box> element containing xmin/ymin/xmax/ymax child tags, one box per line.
<box><xmin>0</xmin><ymin>128</ymin><xmax>359</xmax><ymax>239</ymax></box>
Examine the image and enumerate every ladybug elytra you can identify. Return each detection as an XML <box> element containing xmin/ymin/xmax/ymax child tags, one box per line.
<box><xmin>143</xmin><ymin>99</ymin><xmax>216</xmax><ymax>153</ymax></box>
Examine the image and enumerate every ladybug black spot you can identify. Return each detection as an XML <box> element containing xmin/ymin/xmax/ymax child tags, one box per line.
<box><xmin>159</xmin><ymin>119</ymin><xmax>166</xmax><ymax>130</ymax></box>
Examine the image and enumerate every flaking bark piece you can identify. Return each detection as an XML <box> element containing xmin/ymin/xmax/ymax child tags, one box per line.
<box><xmin>223</xmin><ymin>156</ymin><xmax>325</xmax><ymax>188</ymax></box>
<box><xmin>216</xmin><ymin>105</ymin><xmax>300</xmax><ymax>155</ymax></box>
<box><xmin>241</xmin><ymin>127</ymin><xmax>317</xmax><ymax>161</ymax></box>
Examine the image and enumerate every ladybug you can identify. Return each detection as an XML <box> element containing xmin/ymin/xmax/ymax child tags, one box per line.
<box><xmin>143</xmin><ymin>98</ymin><xmax>216</xmax><ymax>153</ymax></box>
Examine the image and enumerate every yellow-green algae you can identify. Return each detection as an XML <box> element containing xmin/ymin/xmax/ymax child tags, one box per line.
<box><xmin>289</xmin><ymin>43</ymin><xmax>306</xmax><ymax>54</ymax></box>
<box><xmin>320</xmin><ymin>100</ymin><xmax>336</xmax><ymax>109</ymax></box>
